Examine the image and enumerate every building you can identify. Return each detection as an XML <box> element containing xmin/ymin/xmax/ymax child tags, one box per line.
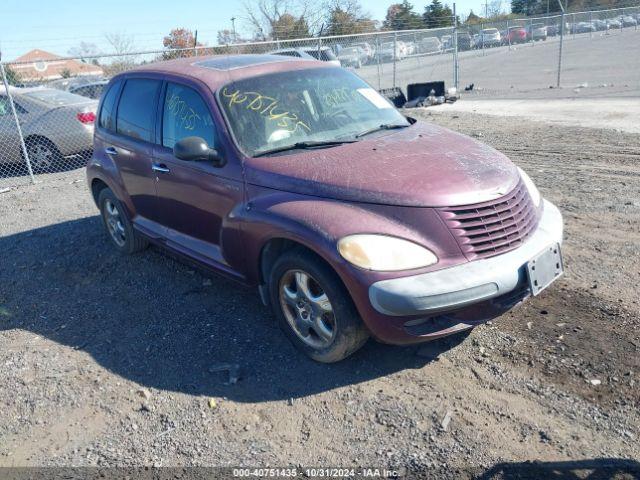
<box><xmin>10</xmin><ymin>49</ymin><xmax>103</xmax><ymax>82</ymax></box>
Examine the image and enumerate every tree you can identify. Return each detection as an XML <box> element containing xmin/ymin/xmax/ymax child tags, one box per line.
<box><xmin>67</xmin><ymin>42</ymin><xmax>100</xmax><ymax>62</ymax></box>
<box><xmin>422</xmin><ymin>0</ymin><xmax>454</xmax><ymax>28</ymax></box>
<box><xmin>217</xmin><ymin>29</ymin><xmax>236</xmax><ymax>45</ymax></box>
<box><xmin>105</xmin><ymin>32</ymin><xmax>134</xmax><ymax>56</ymax></box>
<box><xmin>382</xmin><ymin>1</ymin><xmax>423</xmax><ymax>31</ymax></box>
<box><xmin>465</xmin><ymin>9</ymin><xmax>481</xmax><ymax>24</ymax></box>
<box><xmin>242</xmin><ymin>0</ymin><xmax>324</xmax><ymax>40</ymax></box>
<box><xmin>163</xmin><ymin>28</ymin><xmax>203</xmax><ymax>50</ymax></box>
<box><xmin>271</xmin><ymin>13</ymin><xmax>310</xmax><ymax>39</ymax></box>
<box><xmin>104</xmin><ymin>32</ymin><xmax>136</xmax><ymax>69</ymax></box>
<box><xmin>3</xmin><ymin>65</ymin><xmax>21</xmax><ymax>86</ymax></box>
<box><xmin>325</xmin><ymin>0</ymin><xmax>376</xmax><ymax>36</ymax></box>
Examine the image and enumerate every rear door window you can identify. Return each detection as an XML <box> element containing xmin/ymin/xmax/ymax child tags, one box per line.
<box><xmin>116</xmin><ymin>78</ymin><xmax>161</xmax><ymax>142</ymax></box>
<box><xmin>162</xmin><ymin>82</ymin><xmax>216</xmax><ymax>149</ymax></box>
<box><xmin>99</xmin><ymin>80</ymin><xmax>122</xmax><ymax>131</ymax></box>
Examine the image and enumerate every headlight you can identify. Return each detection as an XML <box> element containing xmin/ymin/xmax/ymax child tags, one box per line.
<box><xmin>518</xmin><ymin>167</ymin><xmax>541</xmax><ymax>207</ymax></box>
<box><xmin>337</xmin><ymin>234</ymin><xmax>438</xmax><ymax>271</ymax></box>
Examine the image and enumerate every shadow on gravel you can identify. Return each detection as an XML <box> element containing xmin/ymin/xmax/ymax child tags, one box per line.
<box><xmin>476</xmin><ymin>458</ymin><xmax>640</xmax><ymax>480</ymax></box>
<box><xmin>0</xmin><ymin>218</ymin><xmax>468</xmax><ymax>403</ymax></box>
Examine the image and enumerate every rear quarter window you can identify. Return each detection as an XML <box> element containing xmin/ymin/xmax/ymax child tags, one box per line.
<box><xmin>98</xmin><ymin>80</ymin><xmax>122</xmax><ymax>131</ymax></box>
<box><xmin>116</xmin><ymin>78</ymin><xmax>161</xmax><ymax>142</ymax></box>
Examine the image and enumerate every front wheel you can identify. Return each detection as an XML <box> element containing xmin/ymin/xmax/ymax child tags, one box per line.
<box><xmin>268</xmin><ymin>249</ymin><xmax>369</xmax><ymax>363</ymax></box>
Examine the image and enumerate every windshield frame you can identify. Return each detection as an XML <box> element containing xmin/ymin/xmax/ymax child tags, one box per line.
<box><xmin>214</xmin><ymin>66</ymin><xmax>408</xmax><ymax>159</ymax></box>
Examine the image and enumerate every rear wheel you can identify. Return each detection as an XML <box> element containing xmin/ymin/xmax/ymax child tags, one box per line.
<box><xmin>268</xmin><ymin>249</ymin><xmax>369</xmax><ymax>363</ymax></box>
<box><xmin>98</xmin><ymin>188</ymin><xmax>148</xmax><ymax>254</ymax></box>
<box><xmin>25</xmin><ymin>137</ymin><xmax>61</xmax><ymax>173</ymax></box>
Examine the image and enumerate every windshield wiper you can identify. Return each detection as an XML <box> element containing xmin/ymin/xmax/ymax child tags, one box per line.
<box><xmin>355</xmin><ymin>123</ymin><xmax>409</xmax><ymax>139</ymax></box>
<box><xmin>253</xmin><ymin>139</ymin><xmax>357</xmax><ymax>157</ymax></box>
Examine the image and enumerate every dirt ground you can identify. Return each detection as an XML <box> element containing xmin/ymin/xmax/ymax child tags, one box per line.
<box><xmin>0</xmin><ymin>109</ymin><xmax>638</xmax><ymax>478</ymax></box>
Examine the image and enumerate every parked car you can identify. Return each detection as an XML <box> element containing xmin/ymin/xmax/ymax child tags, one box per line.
<box><xmin>418</xmin><ymin>36</ymin><xmax>442</xmax><ymax>55</ymax></box>
<box><xmin>471</xmin><ymin>33</ymin><xmax>482</xmax><ymax>48</ymax></box>
<box><xmin>456</xmin><ymin>32</ymin><xmax>473</xmax><ymax>51</ymax></box>
<box><xmin>0</xmin><ymin>87</ymin><xmax>97</xmax><ymax>171</ymax></box>
<box><xmin>352</xmin><ymin>42</ymin><xmax>375</xmax><ymax>62</ymax></box>
<box><xmin>48</xmin><ymin>75</ymin><xmax>104</xmax><ymax>92</ymax></box>
<box><xmin>527</xmin><ymin>23</ymin><xmax>548</xmax><ymax>40</ymax></box>
<box><xmin>440</xmin><ymin>34</ymin><xmax>453</xmax><ymax>50</ymax></box>
<box><xmin>404</xmin><ymin>41</ymin><xmax>417</xmax><ymax>55</ymax></box>
<box><xmin>480</xmin><ymin>28</ymin><xmax>501</xmax><ymax>47</ymax></box>
<box><xmin>606</xmin><ymin>18</ymin><xmax>622</xmax><ymax>29</ymax></box>
<box><xmin>269</xmin><ymin>47</ymin><xmax>341</xmax><ymax>66</ymax></box>
<box><xmin>573</xmin><ymin>21</ymin><xmax>596</xmax><ymax>33</ymax></box>
<box><xmin>337</xmin><ymin>46</ymin><xmax>368</xmax><ymax>68</ymax></box>
<box><xmin>620</xmin><ymin>15</ymin><xmax>638</xmax><ymax>27</ymax></box>
<box><xmin>376</xmin><ymin>41</ymin><xmax>405</xmax><ymax>61</ymax></box>
<box><xmin>591</xmin><ymin>19</ymin><xmax>608</xmax><ymax>31</ymax></box>
<box><xmin>87</xmin><ymin>53</ymin><xmax>564</xmax><ymax>362</ymax></box>
<box><xmin>503</xmin><ymin>26</ymin><xmax>527</xmax><ymax>44</ymax></box>
<box><xmin>68</xmin><ymin>80</ymin><xmax>109</xmax><ymax>100</ymax></box>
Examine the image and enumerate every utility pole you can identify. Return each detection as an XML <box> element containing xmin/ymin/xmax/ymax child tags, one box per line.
<box><xmin>231</xmin><ymin>17</ymin><xmax>237</xmax><ymax>43</ymax></box>
<box><xmin>556</xmin><ymin>0</ymin><xmax>565</xmax><ymax>88</ymax></box>
<box><xmin>453</xmin><ymin>3</ymin><xmax>459</xmax><ymax>90</ymax></box>
<box><xmin>193</xmin><ymin>29</ymin><xmax>198</xmax><ymax>56</ymax></box>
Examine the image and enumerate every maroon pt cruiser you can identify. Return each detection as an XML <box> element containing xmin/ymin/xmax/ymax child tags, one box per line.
<box><xmin>86</xmin><ymin>54</ymin><xmax>564</xmax><ymax>362</ymax></box>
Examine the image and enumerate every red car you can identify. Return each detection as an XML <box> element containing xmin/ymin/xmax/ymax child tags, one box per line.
<box><xmin>86</xmin><ymin>54</ymin><xmax>564</xmax><ymax>362</ymax></box>
<box><xmin>503</xmin><ymin>26</ymin><xmax>528</xmax><ymax>44</ymax></box>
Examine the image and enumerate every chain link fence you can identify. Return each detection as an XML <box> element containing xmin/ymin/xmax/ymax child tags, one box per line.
<box><xmin>1</xmin><ymin>3</ymin><xmax>639</xmax><ymax>189</ymax></box>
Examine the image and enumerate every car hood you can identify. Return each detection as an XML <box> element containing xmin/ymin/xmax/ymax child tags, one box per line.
<box><xmin>244</xmin><ymin>121</ymin><xmax>520</xmax><ymax>207</ymax></box>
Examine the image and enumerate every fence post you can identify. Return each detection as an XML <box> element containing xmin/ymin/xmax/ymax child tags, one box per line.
<box><xmin>530</xmin><ymin>18</ymin><xmax>533</xmax><ymax>45</ymax></box>
<box><xmin>453</xmin><ymin>3</ymin><xmax>459</xmax><ymax>90</ymax></box>
<box><xmin>572</xmin><ymin>13</ymin><xmax>576</xmax><ymax>38</ymax></box>
<box><xmin>481</xmin><ymin>22</ymin><xmax>485</xmax><ymax>56</ymax></box>
<box><xmin>589</xmin><ymin>11</ymin><xmax>593</xmax><ymax>38</ymax></box>
<box><xmin>507</xmin><ymin>19</ymin><xmax>511</xmax><ymax>50</ymax></box>
<box><xmin>392</xmin><ymin>31</ymin><xmax>397</xmax><ymax>89</ymax></box>
<box><xmin>557</xmin><ymin>11</ymin><xmax>565</xmax><ymax>88</ymax></box>
<box><xmin>0</xmin><ymin>62</ymin><xmax>35</xmax><ymax>184</ymax></box>
<box><xmin>376</xmin><ymin>34</ymin><xmax>382</xmax><ymax>90</ymax></box>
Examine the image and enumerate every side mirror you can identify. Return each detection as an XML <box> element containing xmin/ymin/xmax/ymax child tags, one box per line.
<box><xmin>173</xmin><ymin>136</ymin><xmax>226</xmax><ymax>168</ymax></box>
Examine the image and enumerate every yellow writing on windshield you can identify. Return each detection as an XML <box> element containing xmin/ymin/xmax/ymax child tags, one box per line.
<box><xmin>323</xmin><ymin>87</ymin><xmax>363</xmax><ymax>109</ymax></box>
<box><xmin>166</xmin><ymin>93</ymin><xmax>204</xmax><ymax>131</ymax></box>
<box><xmin>221</xmin><ymin>88</ymin><xmax>311</xmax><ymax>134</ymax></box>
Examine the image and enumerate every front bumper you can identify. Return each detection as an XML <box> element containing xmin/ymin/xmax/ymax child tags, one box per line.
<box><xmin>369</xmin><ymin>199</ymin><xmax>563</xmax><ymax>317</ymax></box>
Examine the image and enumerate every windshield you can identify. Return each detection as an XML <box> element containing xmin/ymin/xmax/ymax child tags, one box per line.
<box><xmin>218</xmin><ymin>67</ymin><xmax>409</xmax><ymax>157</ymax></box>
<box><xmin>23</xmin><ymin>89</ymin><xmax>90</xmax><ymax>106</ymax></box>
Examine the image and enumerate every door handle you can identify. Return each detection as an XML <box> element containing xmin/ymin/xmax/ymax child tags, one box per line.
<box><xmin>151</xmin><ymin>163</ymin><xmax>170</xmax><ymax>174</ymax></box>
<box><xmin>105</xmin><ymin>147</ymin><xmax>118</xmax><ymax>155</ymax></box>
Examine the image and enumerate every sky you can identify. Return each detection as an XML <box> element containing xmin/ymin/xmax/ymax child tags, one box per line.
<box><xmin>0</xmin><ymin>0</ymin><xmax>481</xmax><ymax>61</ymax></box>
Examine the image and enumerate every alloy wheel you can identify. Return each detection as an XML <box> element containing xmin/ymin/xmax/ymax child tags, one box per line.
<box><xmin>27</xmin><ymin>142</ymin><xmax>54</xmax><ymax>171</ymax></box>
<box><xmin>279</xmin><ymin>269</ymin><xmax>336</xmax><ymax>349</ymax></box>
<box><xmin>104</xmin><ymin>199</ymin><xmax>126</xmax><ymax>247</ymax></box>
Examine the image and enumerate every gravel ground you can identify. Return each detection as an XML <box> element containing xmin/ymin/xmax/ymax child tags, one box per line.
<box><xmin>0</xmin><ymin>110</ymin><xmax>639</xmax><ymax>478</ymax></box>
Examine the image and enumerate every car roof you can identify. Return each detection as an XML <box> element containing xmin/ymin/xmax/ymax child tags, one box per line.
<box><xmin>122</xmin><ymin>53</ymin><xmax>330</xmax><ymax>90</ymax></box>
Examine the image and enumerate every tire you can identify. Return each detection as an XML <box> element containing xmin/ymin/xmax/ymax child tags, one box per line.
<box><xmin>268</xmin><ymin>248</ymin><xmax>369</xmax><ymax>363</ymax></box>
<box><xmin>24</xmin><ymin>137</ymin><xmax>61</xmax><ymax>173</ymax></box>
<box><xmin>98</xmin><ymin>188</ymin><xmax>148</xmax><ymax>254</ymax></box>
